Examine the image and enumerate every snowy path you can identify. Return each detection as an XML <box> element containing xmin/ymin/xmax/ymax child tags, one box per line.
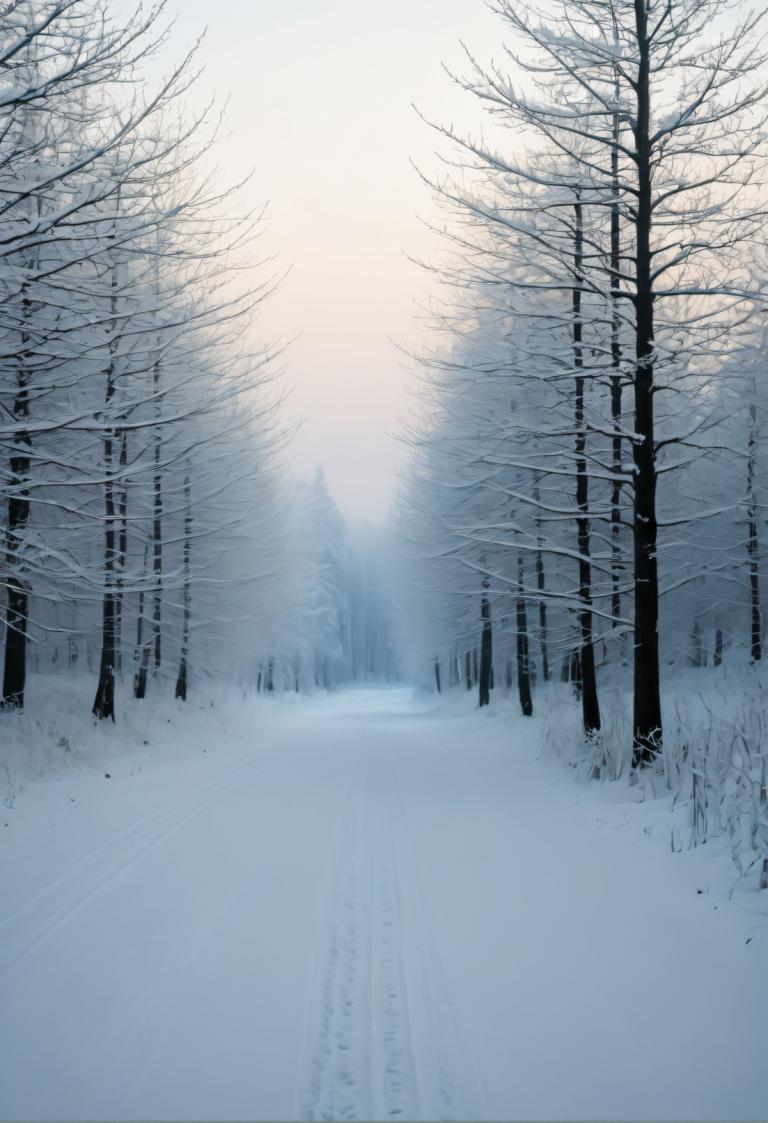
<box><xmin>1</xmin><ymin>686</ymin><xmax>766</xmax><ymax>1120</ymax></box>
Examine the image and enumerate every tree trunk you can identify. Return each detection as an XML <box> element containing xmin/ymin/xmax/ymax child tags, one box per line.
<box><xmin>631</xmin><ymin>0</ymin><xmax>662</xmax><ymax>766</ymax></box>
<box><xmin>2</xmin><ymin>433</ymin><xmax>30</xmax><ymax>710</ymax></box>
<box><xmin>174</xmin><ymin>471</ymin><xmax>192</xmax><ymax>701</ymax></box>
<box><xmin>533</xmin><ymin>481</ymin><xmax>550</xmax><ymax>681</ymax></box>
<box><xmin>572</xmin><ymin>192</ymin><xmax>601</xmax><ymax>736</ymax></box>
<box><xmin>133</xmin><ymin>545</ymin><xmax>150</xmax><ymax>699</ymax></box>
<box><xmin>434</xmin><ymin>658</ymin><xmax>442</xmax><ymax>693</ymax></box>
<box><xmin>152</xmin><ymin>362</ymin><xmax>163</xmax><ymax>677</ymax></box>
<box><xmin>516</xmin><ymin>553</ymin><xmax>533</xmax><ymax>716</ymax></box>
<box><xmin>465</xmin><ymin>650</ymin><xmax>472</xmax><ymax>691</ymax></box>
<box><xmin>570</xmin><ymin>649</ymin><xmax>583</xmax><ymax>699</ymax></box>
<box><xmin>714</xmin><ymin>628</ymin><xmax>724</xmax><ymax>667</ymax></box>
<box><xmin>93</xmin><ymin>280</ymin><xmax>121</xmax><ymax>720</ymax></box>
<box><xmin>115</xmin><ymin>429</ymin><xmax>128</xmax><ymax>674</ymax></box>
<box><xmin>610</xmin><ymin>70</ymin><xmax>624</xmax><ymax>637</ymax></box>
<box><xmin>747</xmin><ymin>400</ymin><xmax>762</xmax><ymax>661</ymax></box>
<box><xmin>479</xmin><ymin>571</ymin><xmax>492</xmax><ymax>707</ymax></box>
<box><xmin>2</xmin><ymin>287</ymin><xmax>33</xmax><ymax>710</ymax></box>
<box><xmin>92</xmin><ymin>427</ymin><xmax>117</xmax><ymax>720</ymax></box>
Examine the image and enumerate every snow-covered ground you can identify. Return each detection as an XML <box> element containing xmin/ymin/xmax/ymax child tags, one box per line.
<box><xmin>1</xmin><ymin>684</ymin><xmax>766</xmax><ymax>1121</ymax></box>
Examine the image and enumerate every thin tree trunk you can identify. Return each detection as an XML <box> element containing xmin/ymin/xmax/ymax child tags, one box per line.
<box><xmin>152</xmin><ymin>358</ymin><xmax>163</xmax><ymax>676</ymax></box>
<box><xmin>610</xmin><ymin>57</ymin><xmax>624</xmax><ymax>636</ymax></box>
<box><xmin>479</xmin><ymin>568</ymin><xmax>492</xmax><ymax>707</ymax></box>
<box><xmin>175</xmin><ymin>470</ymin><xmax>192</xmax><ymax>700</ymax></box>
<box><xmin>631</xmin><ymin>0</ymin><xmax>662</xmax><ymax>765</ymax></box>
<box><xmin>572</xmin><ymin>191</ymin><xmax>601</xmax><ymax>736</ymax></box>
<box><xmin>2</xmin><ymin>380</ymin><xmax>31</xmax><ymax>710</ymax></box>
<box><xmin>571</xmin><ymin>649</ymin><xmax>583</xmax><ymax>698</ymax></box>
<box><xmin>434</xmin><ymin>658</ymin><xmax>442</xmax><ymax>693</ymax></box>
<box><xmin>94</xmin><ymin>188</ymin><xmax>124</xmax><ymax>719</ymax></box>
<box><xmin>133</xmin><ymin>545</ymin><xmax>150</xmax><ymax>699</ymax></box>
<box><xmin>2</xmin><ymin>263</ymin><xmax>34</xmax><ymax>709</ymax></box>
<box><xmin>92</xmin><ymin>416</ymin><xmax>117</xmax><ymax>721</ymax></box>
<box><xmin>532</xmin><ymin>480</ymin><xmax>550</xmax><ymax>681</ymax></box>
<box><xmin>465</xmin><ymin>650</ymin><xmax>472</xmax><ymax>691</ymax></box>
<box><xmin>115</xmin><ymin>429</ymin><xmax>128</xmax><ymax>673</ymax></box>
<box><xmin>516</xmin><ymin>552</ymin><xmax>533</xmax><ymax>716</ymax></box>
<box><xmin>747</xmin><ymin>399</ymin><xmax>762</xmax><ymax>661</ymax></box>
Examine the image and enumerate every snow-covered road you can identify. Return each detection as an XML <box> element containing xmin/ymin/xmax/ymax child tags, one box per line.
<box><xmin>1</xmin><ymin>686</ymin><xmax>766</xmax><ymax>1120</ymax></box>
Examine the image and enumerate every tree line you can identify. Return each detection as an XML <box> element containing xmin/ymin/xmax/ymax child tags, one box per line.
<box><xmin>399</xmin><ymin>0</ymin><xmax>768</xmax><ymax>767</ymax></box>
<box><xmin>0</xmin><ymin>0</ymin><xmax>291</xmax><ymax>721</ymax></box>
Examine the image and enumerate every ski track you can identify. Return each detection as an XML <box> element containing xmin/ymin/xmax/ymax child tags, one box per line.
<box><xmin>0</xmin><ymin>751</ymin><xmax>256</xmax><ymax>977</ymax></box>
<box><xmin>301</xmin><ymin>752</ymin><xmax>464</xmax><ymax>1122</ymax></box>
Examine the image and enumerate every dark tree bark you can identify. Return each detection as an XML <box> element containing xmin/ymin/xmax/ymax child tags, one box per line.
<box><xmin>479</xmin><ymin>571</ymin><xmax>492</xmax><ymax>707</ymax></box>
<box><xmin>472</xmin><ymin>646</ymin><xmax>478</xmax><ymax>685</ymax></box>
<box><xmin>610</xmin><ymin>68</ymin><xmax>625</xmax><ymax>636</ymax></box>
<box><xmin>152</xmin><ymin>361</ymin><xmax>163</xmax><ymax>677</ymax></box>
<box><xmin>516</xmin><ymin>553</ymin><xmax>533</xmax><ymax>717</ymax></box>
<box><xmin>714</xmin><ymin>628</ymin><xmax>724</xmax><ymax>667</ymax></box>
<box><xmin>133</xmin><ymin>545</ymin><xmax>150</xmax><ymax>699</ymax></box>
<box><xmin>465</xmin><ymin>650</ymin><xmax>472</xmax><ymax>691</ymax></box>
<box><xmin>115</xmin><ymin>429</ymin><xmax>128</xmax><ymax>673</ymax></box>
<box><xmin>572</xmin><ymin>192</ymin><xmax>601</xmax><ymax>737</ymax></box>
<box><xmin>93</xmin><ymin>233</ymin><xmax>123</xmax><ymax>721</ymax></box>
<box><xmin>2</xmin><ymin>397</ymin><xmax>30</xmax><ymax>710</ymax></box>
<box><xmin>746</xmin><ymin>401</ymin><xmax>762</xmax><ymax>662</ymax></box>
<box><xmin>631</xmin><ymin>0</ymin><xmax>662</xmax><ymax>766</ymax></box>
<box><xmin>92</xmin><ymin>421</ymin><xmax>117</xmax><ymax>720</ymax></box>
<box><xmin>174</xmin><ymin>471</ymin><xmax>192</xmax><ymax>701</ymax></box>
<box><xmin>434</xmin><ymin>658</ymin><xmax>442</xmax><ymax>693</ymax></box>
<box><xmin>570</xmin><ymin>649</ymin><xmax>583</xmax><ymax>699</ymax></box>
<box><xmin>533</xmin><ymin>481</ymin><xmax>550</xmax><ymax>681</ymax></box>
<box><xmin>2</xmin><ymin>281</ymin><xmax>33</xmax><ymax>710</ymax></box>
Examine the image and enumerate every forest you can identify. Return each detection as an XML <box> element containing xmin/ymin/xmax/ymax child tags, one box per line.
<box><xmin>396</xmin><ymin>0</ymin><xmax>768</xmax><ymax>880</ymax></box>
<box><xmin>0</xmin><ymin>1</ymin><xmax>766</xmax><ymax>1120</ymax></box>
<box><xmin>0</xmin><ymin>2</ymin><xmax>397</xmax><ymax>722</ymax></box>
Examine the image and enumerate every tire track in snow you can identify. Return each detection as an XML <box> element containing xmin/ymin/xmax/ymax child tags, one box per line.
<box><xmin>386</xmin><ymin>757</ymin><xmax>484</xmax><ymax>1121</ymax></box>
<box><xmin>300</xmin><ymin>751</ymin><xmax>461</xmax><ymax>1121</ymax></box>
<box><xmin>301</xmin><ymin>785</ymin><xmax>371</xmax><ymax>1122</ymax></box>
<box><xmin>372</xmin><ymin>829</ymin><xmax>420</xmax><ymax>1120</ymax></box>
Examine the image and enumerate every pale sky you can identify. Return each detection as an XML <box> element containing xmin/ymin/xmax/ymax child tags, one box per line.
<box><xmin>123</xmin><ymin>0</ymin><xmax>502</xmax><ymax>520</ymax></box>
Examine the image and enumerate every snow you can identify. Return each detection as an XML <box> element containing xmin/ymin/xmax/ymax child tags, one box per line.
<box><xmin>1</xmin><ymin>683</ymin><xmax>766</xmax><ymax>1121</ymax></box>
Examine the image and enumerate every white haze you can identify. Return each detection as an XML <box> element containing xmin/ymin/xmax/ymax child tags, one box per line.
<box><xmin>110</xmin><ymin>0</ymin><xmax>502</xmax><ymax>520</ymax></box>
